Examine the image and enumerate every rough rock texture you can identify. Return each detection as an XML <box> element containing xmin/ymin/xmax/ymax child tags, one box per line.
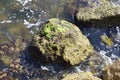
<box><xmin>76</xmin><ymin>0</ymin><xmax>120</xmax><ymax>27</ymax></box>
<box><xmin>0</xmin><ymin>71</ymin><xmax>13</xmax><ymax>80</ymax></box>
<box><xmin>28</xmin><ymin>18</ymin><xmax>93</xmax><ymax>65</ymax></box>
<box><xmin>103</xmin><ymin>59</ymin><xmax>120</xmax><ymax>80</ymax></box>
<box><xmin>62</xmin><ymin>72</ymin><xmax>101</xmax><ymax>80</ymax></box>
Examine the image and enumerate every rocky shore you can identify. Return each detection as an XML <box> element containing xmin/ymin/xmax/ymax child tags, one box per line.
<box><xmin>0</xmin><ymin>0</ymin><xmax>120</xmax><ymax>80</ymax></box>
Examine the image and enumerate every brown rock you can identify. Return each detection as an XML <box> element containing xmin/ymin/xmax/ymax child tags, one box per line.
<box><xmin>0</xmin><ymin>71</ymin><xmax>13</xmax><ymax>80</ymax></box>
<box><xmin>62</xmin><ymin>72</ymin><xmax>101</xmax><ymax>80</ymax></box>
<box><xmin>75</xmin><ymin>0</ymin><xmax>120</xmax><ymax>27</ymax></box>
<box><xmin>103</xmin><ymin>59</ymin><xmax>120</xmax><ymax>80</ymax></box>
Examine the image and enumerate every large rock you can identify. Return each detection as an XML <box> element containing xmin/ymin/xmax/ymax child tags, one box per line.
<box><xmin>102</xmin><ymin>59</ymin><xmax>120</xmax><ymax>80</ymax></box>
<box><xmin>62</xmin><ymin>72</ymin><xmax>101</xmax><ymax>80</ymax></box>
<box><xmin>28</xmin><ymin>18</ymin><xmax>94</xmax><ymax>65</ymax></box>
<box><xmin>76</xmin><ymin>0</ymin><xmax>120</xmax><ymax>27</ymax></box>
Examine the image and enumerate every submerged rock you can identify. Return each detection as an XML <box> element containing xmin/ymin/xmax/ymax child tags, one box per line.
<box><xmin>0</xmin><ymin>32</ymin><xmax>10</xmax><ymax>44</ymax></box>
<box><xmin>0</xmin><ymin>71</ymin><xmax>14</xmax><ymax>80</ymax></box>
<box><xmin>75</xmin><ymin>0</ymin><xmax>120</xmax><ymax>27</ymax></box>
<box><xmin>0</xmin><ymin>55</ymin><xmax>13</xmax><ymax>65</ymax></box>
<box><xmin>100</xmin><ymin>34</ymin><xmax>113</xmax><ymax>46</ymax></box>
<box><xmin>28</xmin><ymin>18</ymin><xmax>94</xmax><ymax>65</ymax></box>
<box><xmin>62</xmin><ymin>72</ymin><xmax>101</xmax><ymax>80</ymax></box>
<box><xmin>102</xmin><ymin>59</ymin><xmax>120</xmax><ymax>80</ymax></box>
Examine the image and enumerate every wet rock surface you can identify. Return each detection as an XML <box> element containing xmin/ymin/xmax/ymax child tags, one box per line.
<box><xmin>103</xmin><ymin>58</ymin><xmax>120</xmax><ymax>80</ymax></box>
<box><xmin>0</xmin><ymin>71</ymin><xmax>14</xmax><ymax>80</ymax></box>
<box><xmin>100</xmin><ymin>34</ymin><xmax>113</xmax><ymax>46</ymax></box>
<box><xmin>28</xmin><ymin>18</ymin><xmax>94</xmax><ymax>65</ymax></box>
<box><xmin>62</xmin><ymin>72</ymin><xmax>101</xmax><ymax>80</ymax></box>
<box><xmin>74</xmin><ymin>52</ymin><xmax>108</xmax><ymax>76</ymax></box>
<box><xmin>75</xmin><ymin>0</ymin><xmax>120</xmax><ymax>27</ymax></box>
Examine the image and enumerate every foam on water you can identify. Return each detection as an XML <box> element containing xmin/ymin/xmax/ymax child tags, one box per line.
<box><xmin>24</xmin><ymin>19</ymin><xmax>43</xmax><ymax>29</ymax></box>
<box><xmin>12</xmin><ymin>0</ymin><xmax>49</xmax><ymax>35</ymax></box>
<box><xmin>111</xmin><ymin>0</ymin><xmax>120</xmax><ymax>6</ymax></box>
<box><xmin>99</xmin><ymin>50</ymin><xmax>113</xmax><ymax>64</ymax></box>
<box><xmin>16</xmin><ymin>0</ymin><xmax>32</xmax><ymax>6</ymax></box>
<box><xmin>0</xmin><ymin>20</ymin><xmax>12</xmax><ymax>23</ymax></box>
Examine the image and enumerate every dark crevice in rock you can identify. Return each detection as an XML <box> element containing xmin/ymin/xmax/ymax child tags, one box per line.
<box><xmin>28</xmin><ymin>46</ymin><xmax>71</xmax><ymax>67</ymax></box>
<box><xmin>75</xmin><ymin>15</ymin><xmax>120</xmax><ymax>27</ymax></box>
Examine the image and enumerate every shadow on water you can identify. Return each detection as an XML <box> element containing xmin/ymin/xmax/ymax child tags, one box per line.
<box><xmin>20</xmin><ymin>47</ymin><xmax>74</xmax><ymax>79</ymax></box>
<box><xmin>20</xmin><ymin>50</ymin><xmax>55</xmax><ymax>79</ymax></box>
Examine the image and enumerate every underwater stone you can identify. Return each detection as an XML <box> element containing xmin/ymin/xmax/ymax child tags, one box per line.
<box><xmin>75</xmin><ymin>0</ymin><xmax>120</xmax><ymax>27</ymax></box>
<box><xmin>28</xmin><ymin>18</ymin><xmax>94</xmax><ymax>65</ymax></box>
<box><xmin>100</xmin><ymin>34</ymin><xmax>113</xmax><ymax>46</ymax></box>
<box><xmin>0</xmin><ymin>32</ymin><xmax>10</xmax><ymax>44</ymax></box>
<box><xmin>0</xmin><ymin>55</ymin><xmax>13</xmax><ymax>65</ymax></box>
<box><xmin>0</xmin><ymin>71</ymin><xmax>14</xmax><ymax>80</ymax></box>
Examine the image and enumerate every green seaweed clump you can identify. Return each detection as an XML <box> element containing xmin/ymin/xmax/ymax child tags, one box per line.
<box><xmin>41</xmin><ymin>20</ymin><xmax>69</xmax><ymax>40</ymax></box>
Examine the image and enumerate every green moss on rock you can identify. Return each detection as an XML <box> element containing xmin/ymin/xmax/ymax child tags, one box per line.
<box><xmin>29</xmin><ymin>18</ymin><xmax>94</xmax><ymax>65</ymax></box>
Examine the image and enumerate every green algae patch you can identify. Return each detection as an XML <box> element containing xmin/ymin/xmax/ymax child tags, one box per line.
<box><xmin>29</xmin><ymin>18</ymin><xmax>94</xmax><ymax>65</ymax></box>
<box><xmin>41</xmin><ymin>23</ymin><xmax>53</xmax><ymax>39</ymax></box>
<box><xmin>41</xmin><ymin>19</ymin><xmax>70</xmax><ymax>40</ymax></box>
<box><xmin>100</xmin><ymin>35</ymin><xmax>113</xmax><ymax>46</ymax></box>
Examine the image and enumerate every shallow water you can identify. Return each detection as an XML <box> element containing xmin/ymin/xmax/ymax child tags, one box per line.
<box><xmin>0</xmin><ymin>0</ymin><xmax>75</xmax><ymax>80</ymax></box>
<box><xmin>0</xmin><ymin>0</ymin><xmax>120</xmax><ymax>80</ymax></box>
